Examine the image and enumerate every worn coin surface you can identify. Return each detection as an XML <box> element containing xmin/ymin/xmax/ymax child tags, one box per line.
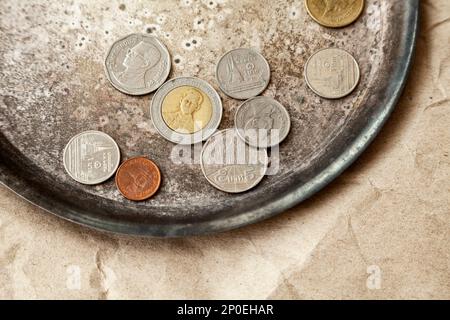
<box><xmin>235</xmin><ymin>96</ymin><xmax>291</xmax><ymax>149</ymax></box>
<box><xmin>305</xmin><ymin>0</ymin><xmax>365</xmax><ymax>28</ymax></box>
<box><xmin>201</xmin><ymin>129</ymin><xmax>268</xmax><ymax>193</ymax></box>
<box><xmin>63</xmin><ymin>131</ymin><xmax>121</xmax><ymax>185</ymax></box>
<box><xmin>151</xmin><ymin>77</ymin><xmax>223</xmax><ymax>145</ymax></box>
<box><xmin>216</xmin><ymin>48</ymin><xmax>271</xmax><ymax>100</ymax></box>
<box><xmin>305</xmin><ymin>48</ymin><xmax>360</xmax><ymax>99</ymax></box>
<box><xmin>105</xmin><ymin>34</ymin><xmax>171</xmax><ymax>95</ymax></box>
<box><xmin>115</xmin><ymin>157</ymin><xmax>161</xmax><ymax>201</ymax></box>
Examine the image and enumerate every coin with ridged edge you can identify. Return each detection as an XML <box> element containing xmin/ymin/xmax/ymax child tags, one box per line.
<box><xmin>305</xmin><ymin>0</ymin><xmax>365</xmax><ymax>28</ymax></box>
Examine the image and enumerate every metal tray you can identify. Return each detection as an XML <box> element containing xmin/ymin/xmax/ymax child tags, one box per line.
<box><xmin>0</xmin><ymin>0</ymin><xmax>419</xmax><ymax>237</ymax></box>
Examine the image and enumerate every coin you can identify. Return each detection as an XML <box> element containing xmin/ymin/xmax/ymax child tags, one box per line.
<box><xmin>150</xmin><ymin>77</ymin><xmax>223</xmax><ymax>145</ymax></box>
<box><xmin>63</xmin><ymin>131</ymin><xmax>121</xmax><ymax>185</ymax></box>
<box><xmin>201</xmin><ymin>129</ymin><xmax>268</xmax><ymax>193</ymax></box>
<box><xmin>216</xmin><ymin>48</ymin><xmax>271</xmax><ymax>100</ymax></box>
<box><xmin>304</xmin><ymin>48</ymin><xmax>360</xmax><ymax>99</ymax></box>
<box><xmin>305</xmin><ymin>0</ymin><xmax>364</xmax><ymax>28</ymax></box>
<box><xmin>105</xmin><ymin>34</ymin><xmax>171</xmax><ymax>95</ymax></box>
<box><xmin>115</xmin><ymin>157</ymin><xmax>161</xmax><ymax>201</ymax></box>
<box><xmin>235</xmin><ymin>96</ymin><xmax>291</xmax><ymax>149</ymax></box>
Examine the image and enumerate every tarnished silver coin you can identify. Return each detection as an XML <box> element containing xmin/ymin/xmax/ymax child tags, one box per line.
<box><xmin>235</xmin><ymin>96</ymin><xmax>291</xmax><ymax>149</ymax></box>
<box><xmin>201</xmin><ymin>129</ymin><xmax>268</xmax><ymax>193</ymax></box>
<box><xmin>305</xmin><ymin>48</ymin><xmax>360</xmax><ymax>99</ymax></box>
<box><xmin>63</xmin><ymin>131</ymin><xmax>121</xmax><ymax>185</ymax></box>
<box><xmin>105</xmin><ymin>34</ymin><xmax>171</xmax><ymax>95</ymax></box>
<box><xmin>150</xmin><ymin>77</ymin><xmax>223</xmax><ymax>145</ymax></box>
<box><xmin>216</xmin><ymin>48</ymin><xmax>271</xmax><ymax>100</ymax></box>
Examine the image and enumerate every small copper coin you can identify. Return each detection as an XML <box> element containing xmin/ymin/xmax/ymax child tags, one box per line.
<box><xmin>115</xmin><ymin>157</ymin><xmax>161</xmax><ymax>201</ymax></box>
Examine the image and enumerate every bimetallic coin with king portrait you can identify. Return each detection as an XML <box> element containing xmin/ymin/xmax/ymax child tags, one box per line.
<box><xmin>201</xmin><ymin>129</ymin><xmax>268</xmax><ymax>193</ymax></box>
<box><xmin>305</xmin><ymin>48</ymin><xmax>360</xmax><ymax>99</ymax></box>
<box><xmin>150</xmin><ymin>77</ymin><xmax>223</xmax><ymax>145</ymax></box>
<box><xmin>63</xmin><ymin>131</ymin><xmax>121</xmax><ymax>185</ymax></box>
<box><xmin>105</xmin><ymin>34</ymin><xmax>171</xmax><ymax>95</ymax></box>
<box><xmin>235</xmin><ymin>96</ymin><xmax>291</xmax><ymax>149</ymax></box>
<box><xmin>305</xmin><ymin>0</ymin><xmax>365</xmax><ymax>28</ymax></box>
<box><xmin>216</xmin><ymin>48</ymin><xmax>271</xmax><ymax>100</ymax></box>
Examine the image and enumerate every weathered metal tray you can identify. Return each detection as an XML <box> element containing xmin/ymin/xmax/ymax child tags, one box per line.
<box><xmin>0</xmin><ymin>0</ymin><xmax>419</xmax><ymax>237</ymax></box>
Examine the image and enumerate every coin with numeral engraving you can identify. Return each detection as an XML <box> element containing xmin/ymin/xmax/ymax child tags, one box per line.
<box><xmin>201</xmin><ymin>129</ymin><xmax>268</xmax><ymax>193</ymax></box>
<box><xmin>216</xmin><ymin>48</ymin><xmax>271</xmax><ymax>100</ymax></box>
<box><xmin>235</xmin><ymin>96</ymin><xmax>291</xmax><ymax>149</ymax></box>
<box><xmin>105</xmin><ymin>34</ymin><xmax>171</xmax><ymax>95</ymax></box>
<box><xmin>150</xmin><ymin>77</ymin><xmax>223</xmax><ymax>145</ymax></box>
<box><xmin>305</xmin><ymin>0</ymin><xmax>365</xmax><ymax>28</ymax></box>
<box><xmin>305</xmin><ymin>48</ymin><xmax>360</xmax><ymax>99</ymax></box>
<box><xmin>63</xmin><ymin>131</ymin><xmax>121</xmax><ymax>185</ymax></box>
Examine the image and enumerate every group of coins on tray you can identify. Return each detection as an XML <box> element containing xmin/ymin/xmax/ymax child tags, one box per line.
<box><xmin>63</xmin><ymin>0</ymin><xmax>364</xmax><ymax>200</ymax></box>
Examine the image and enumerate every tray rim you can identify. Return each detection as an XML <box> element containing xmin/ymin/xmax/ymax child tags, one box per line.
<box><xmin>0</xmin><ymin>1</ymin><xmax>420</xmax><ymax>237</ymax></box>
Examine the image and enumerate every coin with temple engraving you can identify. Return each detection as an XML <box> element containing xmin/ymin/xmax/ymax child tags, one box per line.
<box><xmin>115</xmin><ymin>157</ymin><xmax>161</xmax><ymax>201</ymax></box>
<box><xmin>305</xmin><ymin>0</ymin><xmax>365</xmax><ymax>28</ymax></box>
<box><xmin>105</xmin><ymin>34</ymin><xmax>171</xmax><ymax>95</ymax></box>
<box><xmin>216</xmin><ymin>48</ymin><xmax>271</xmax><ymax>100</ymax></box>
<box><xmin>235</xmin><ymin>96</ymin><xmax>291</xmax><ymax>149</ymax></box>
<box><xmin>305</xmin><ymin>48</ymin><xmax>360</xmax><ymax>99</ymax></box>
<box><xmin>201</xmin><ymin>129</ymin><xmax>268</xmax><ymax>193</ymax></box>
<box><xmin>63</xmin><ymin>131</ymin><xmax>121</xmax><ymax>185</ymax></box>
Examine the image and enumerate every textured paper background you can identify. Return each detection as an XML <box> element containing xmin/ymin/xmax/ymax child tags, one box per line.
<box><xmin>0</xmin><ymin>0</ymin><xmax>449</xmax><ymax>299</ymax></box>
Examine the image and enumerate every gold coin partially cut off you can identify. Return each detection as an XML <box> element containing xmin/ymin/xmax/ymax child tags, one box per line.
<box><xmin>305</xmin><ymin>0</ymin><xmax>365</xmax><ymax>28</ymax></box>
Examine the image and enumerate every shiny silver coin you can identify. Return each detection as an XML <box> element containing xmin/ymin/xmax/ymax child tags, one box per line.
<box><xmin>305</xmin><ymin>48</ymin><xmax>360</xmax><ymax>99</ymax></box>
<box><xmin>235</xmin><ymin>96</ymin><xmax>291</xmax><ymax>149</ymax></box>
<box><xmin>216</xmin><ymin>48</ymin><xmax>271</xmax><ymax>100</ymax></box>
<box><xmin>63</xmin><ymin>131</ymin><xmax>121</xmax><ymax>185</ymax></box>
<box><xmin>150</xmin><ymin>77</ymin><xmax>223</xmax><ymax>145</ymax></box>
<box><xmin>201</xmin><ymin>129</ymin><xmax>268</xmax><ymax>193</ymax></box>
<box><xmin>105</xmin><ymin>34</ymin><xmax>171</xmax><ymax>95</ymax></box>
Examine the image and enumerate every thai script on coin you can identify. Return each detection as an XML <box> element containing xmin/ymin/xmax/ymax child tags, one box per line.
<box><xmin>63</xmin><ymin>131</ymin><xmax>121</xmax><ymax>185</ymax></box>
<box><xmin>151</xmin><ymin>77</ymin><xmax>223</xmax><ymax>145</ymax></box>
<box><xmin>201</xmin><ymin>129</ymin><xmax>268</xmax><ymax>193</ymax></box>
<box><xmin>235</xmin><ymin>96</ymin><xmax>291</xmax><ymax>149</ymax></box>
<box><xmin>216</xmin><ymin>48</ymin><xmax>271</xmax><ymax>100</ymax></box>
<box><xmin>105</xmin><ymin>34</ymin><xmax>171</xmax><ymax>95</ymax></box>
<box><xmin>305</xmin><ymin>0</ymin><xmax>365</xmax><ymax>28</ymax></box>
<box><xmin>115</xmin><ymin>157</ymin><xmax>161</xmax><ymax>201</ymax></box>
<box><xmin>304</xmin><ymin>48</ymin><xmax>360</xmax><ymax>99</ymax></box>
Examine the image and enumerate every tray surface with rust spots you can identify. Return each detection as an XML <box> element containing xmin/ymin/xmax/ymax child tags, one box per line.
<box><xmin>0</xmin><ymin>0</ymin><xmax>419</xmax><ymax>236</ymax></box>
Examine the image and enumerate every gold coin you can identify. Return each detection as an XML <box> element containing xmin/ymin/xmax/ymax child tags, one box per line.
<box><xmin>305</xmin><ymin>0</ymin><xmax>365</xmax><ymax>28</ymax></box>
<box><xmin>161</xmin><ymin>86</ymin><xmax>213</xmax><ymax>134</ymax></box>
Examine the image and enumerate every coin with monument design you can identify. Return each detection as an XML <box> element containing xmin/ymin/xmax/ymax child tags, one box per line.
<box><xmin>305</xmin><ymin>0</ymin><xmax>365</xmax><ymax>28</ymax></box>
<box><xmin>304</xmin><ymin>48</ymin><xmax>360</xmax><ymax>99</ymax></box>
<box><xmin>201</xmin><ymin>129</ymin><xmax>268</xmax><ymax>193</ymax></box>
<box><xmin>105</xmin><ymin>34</ymin><xmax>171</xmax><ymax>95</ymax></box>
<box><xmin>235</xmin><ymin>96</ymin><xmax>291</xmax><ymax>149</ymax></box>
<box><xmin>63</xmin><ymin>131</ymin><xmax>121</xmax><ymax>185</ymax></box>
<box><xmin>216</xmin><ymin>48</ymin><xmax>271</xmax><ymax>100</ymax></box>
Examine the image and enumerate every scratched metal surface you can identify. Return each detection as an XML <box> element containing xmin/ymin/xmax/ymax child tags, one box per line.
<box><xmin>0</xmin><ymin>0</ymin><xmax>419</xmax><ymax>236</ymax></box>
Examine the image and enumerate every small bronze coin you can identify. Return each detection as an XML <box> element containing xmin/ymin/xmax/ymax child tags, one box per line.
<box><xmin>305</xmin><ymin>0</ymin><xmax>365</xmax><ymax>28</ymax></box>
<box><xmin>115</xmin><ymin>157</ymin><xmax>161</xmax><ymax>201</ymax></box>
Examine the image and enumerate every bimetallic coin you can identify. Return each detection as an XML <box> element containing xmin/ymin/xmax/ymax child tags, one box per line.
<box><xmin>216</xmin><ymin>48</ymin><xmax>271</xmax><ymax>100</ymax></box>
<box><xmin>63</xmin><ymin>131</ymin><xmax>121</xmax><ymax>185</ymax></box>
<box><xmin>105</xmin><ymin>34</ymin><xmax>171</xmax><ymax>95</ymax></box>
<box><xmin>305</xmin><ymin>0</ymin><xmax>365</xmax><ymax>28</ymax></box>
<box><xmin>305</xmin><ymin>48</ymin><xmax>360</xmax><ymax>99</ymax></box>
<box><xmin>151</xmin><ymin>77</ymin><xmax>223</xmax><ymax>145</ymax></box>
<box><xmin>115</xmin><ymin>157</ymin><xmax>161</xmax><ymax>201</ymax></box>
<box><xmin>201</xmin><ymin>129</ymin><xmax>268</xmax><ymax>193</ymax></box>
<box><xmin>235</xmin><ymin>96</ymin><xmax>291</xmax><ymax>149</ymax></box>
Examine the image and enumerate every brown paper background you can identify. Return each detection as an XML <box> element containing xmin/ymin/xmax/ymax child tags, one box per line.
<box><xmin>0</xmin><ymin>0</ymin><xmax>449</xmax><ymax>299</ymax></box>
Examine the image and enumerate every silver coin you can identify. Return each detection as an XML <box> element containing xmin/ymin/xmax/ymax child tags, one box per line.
<box><xmin>216</xmin><ymin>48</ymin><xmax>271</xmax><ymax>100</ymax></box>
<box><xmin>63</xmin><ymin>131</ymin><xmax>121</xmax><ymax>185</ymax></box>
<box><xmin>235</xmin><ymin>96</ymin><xmax>291</xmax><ymax>149</ymax></box>
<box><xmin>150</xmin><ymin>77</ymin><xmax>223</xmax><ymax>145</ymax></box>
<box><xmin>305</xmin><ymin>48</ymin><xmax>360</xmax><ymax>99</ymax></box>
<box><xmin>105</xmin><ymin>34</ymin><xmax>171</xmax><ymax>95</ymax></box>
<box><xmin>201</xmin><ymin>129</ymin><xmax>268</xmax><ymax>193</ymax></box>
